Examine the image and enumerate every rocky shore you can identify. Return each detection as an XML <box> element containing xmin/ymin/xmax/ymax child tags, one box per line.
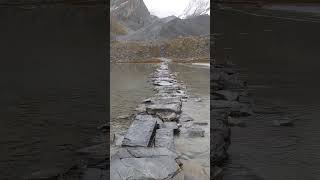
<box><xmin>110</xmin><ymin>58</ymin><xmax>207</xmax><ymax>179</ymax></box>
<box><xmin>211</xmin><ymin>62</ymin><xmax>253</xmax><ymax>179</ymax></box>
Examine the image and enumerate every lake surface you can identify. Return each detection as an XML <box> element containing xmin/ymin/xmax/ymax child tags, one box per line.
<box><xmin>0</xmin><ymin>6</ymin><xmax>106</xmax><ymax>179</ymax></box>
<box><xmin>214</xmin><ymin>7</ymin><xmax>320</xmax><ymax>180</ymax></box>
<box><xmin>110</xmin><ymin>62</ymin><xmax>210</xmax><ymax>179</ymax></box>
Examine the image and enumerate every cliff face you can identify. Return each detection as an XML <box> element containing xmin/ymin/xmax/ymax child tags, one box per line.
<box><xmin>111</xmin><ymin>0</ymin><xmax>153</xmax><ymax>31</ymax></box>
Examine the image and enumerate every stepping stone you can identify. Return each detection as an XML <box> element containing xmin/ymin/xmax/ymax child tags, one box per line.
<box><xmin>147</xmin><ymin>103</ymin><xmax>181</xmax><ymax>114</ymax></box>
<box><xmin>113</xmin><ymin>147</ymin><xmax>178</xmax><ymax>160</ymax></box>
<box><xmin>110</xmin><ymin>157</ymin><xmax>183</xmax><ymax>180</ymax></box>
<box><xmin>122</xmin><ymin>116</ymin><xmax>157</xmax><ymax>147</ymax></box>
<box><xmin>155</xmin><ymin>128</ymin><xmax>175</xmax><ymax>151</ymax></box>
<box><xmin>156</xmin><ymin>112</ymin><xmax>178</xmax><ymax>122</ymax></box>
<box><xmin>163</xmin><ymin>122</ymin><xmax>180</xmax><ymax>134</ymax></box>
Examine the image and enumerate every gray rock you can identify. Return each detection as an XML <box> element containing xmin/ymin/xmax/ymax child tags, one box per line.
<box><xmin>155</xmin><ymin>128</ymin><xmax>175</xmax><ymax>151</ymax></box>
<box><xmin>122</xmin><ymin>116</ymin><xmax>157</xmax><ymax>147</ymax></box>
<box><xmin>147</xmin><ymin>103</ymin><xmax>181</xmax><ymax>114</ymax></box>
<box><xmin>110</xmin><ymin>157</ymin><xmax>183</xmax><ymax>180</ymax></box>
<box><xmin>114</xmin><ymin>147</ymin><xmax>178</xmax><ymax>160</ymax></box>
<box><xmin>163</xmin><ymin>122</ymin><xmax>180</xmax><ymax>134</ymax></box>
<box><xmin>156</xmin><ymin>112</ymin><xmax>178</xmax><ymax>121</ymax></box>
<box><xmin>188</xmin><ymin>127</ymin><xmax>205</xmax><ymax>137</ymax></box>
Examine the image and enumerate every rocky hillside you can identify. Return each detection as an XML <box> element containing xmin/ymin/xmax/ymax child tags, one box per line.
<box><xmin>111</xmin><ymin>0</ymin><xmax>210</xmax><ymax>62</ymax></box>
<box><xmin>111</xmin><ymin>35</ymin><xmax>209</xmax><ymax>62</ymax></box>
<box><xmin>120</xmin><ymin>15</ymin><xmax>210</xmax><ymax>42</ymax></box>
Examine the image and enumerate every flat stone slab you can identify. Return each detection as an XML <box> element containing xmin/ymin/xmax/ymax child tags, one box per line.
<box><xmin>155</xmin><ymin>128</ymin><xmax>175</xmax><ymax>151</ymax></box>
<box><xmin>113</xmin><ymin>147</ymin><xmax>178</xmax><ymax>160</ymax></box>
<box><xmin>122</xmin><ymin>116</ymin><xmax>157</xmax><ymax>147</ymax></box>
<box><xmin>147</xmin><ymin>103</ymin><xmax>181</xmax><ymax>114</ymax></box>
<box><xmin>110</xmin><ymin>156</ymin><xmax>183</xmax><ymax>180</ymax></box>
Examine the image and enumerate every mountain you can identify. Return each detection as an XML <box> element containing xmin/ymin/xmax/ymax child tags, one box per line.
<box><xmin>110</xmin><ymin>0</ymin><xmax>210</xmax><ymax>42</ymax></box>
<box><xmin>179</xmin><ymin>0</ymin><xmax>210</xmax><ymax>19</ymax></box>
<box><xmin>119</xmin><ymin>15</ymin><xmax>210</xmax><ymax>42</ymax></box>
<box><xmin>110</xmin><ymin>0</ymin><xmax>155</xmax><ymax>31</ymax></box>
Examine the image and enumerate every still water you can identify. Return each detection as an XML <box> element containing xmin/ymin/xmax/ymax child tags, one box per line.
<box><xmin>214</xmin><ymin>8</ymin><xmax>320</xmax><ymax>180</ymax></box>
<box><xmin>110</xmin><ymin>62</ymin><xmax>210</xmax><ymax>179</ymax></box>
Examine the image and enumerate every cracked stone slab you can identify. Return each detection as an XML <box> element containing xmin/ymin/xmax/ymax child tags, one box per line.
<box><xmin>122</xmin><ymin>117</ymin><xmax>157</xmax><ymax>147</ymax></box>
<box><xmin>111</xmin><ymin>157</ymin><xmax>183</xmax><ymax>180</ymax></box>
<box><xmin>113</xmin><ymin>147</ymin><xmax>178</xmax><ymax>160</ymax></box>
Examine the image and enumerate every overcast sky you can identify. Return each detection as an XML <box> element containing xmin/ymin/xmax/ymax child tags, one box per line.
<box><xmin>144</xmin><ymin>0</ymin><xmax>190</xmax><ymax>18</ymax></box>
